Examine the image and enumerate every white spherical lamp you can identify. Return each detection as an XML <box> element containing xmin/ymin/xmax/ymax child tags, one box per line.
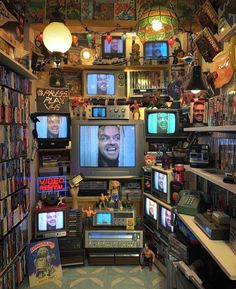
<box><xmin>43</xmin><ymin>22</ymin><xmax>72</xmax><ymax>53</ymax></box>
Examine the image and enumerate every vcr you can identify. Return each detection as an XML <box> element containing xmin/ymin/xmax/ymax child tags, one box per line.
<box><xmin>85</xmin><ymin>230</ymin><xmax>143</xmax><ymax>248</ymax></box>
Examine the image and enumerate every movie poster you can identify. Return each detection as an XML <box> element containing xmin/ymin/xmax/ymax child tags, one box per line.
<box><xmin>25</xmin><ymin>0</ymin><xmax>45</xmax><ymax>23</ymax></box>
<box><xmin>46</xmin><ymin>0</ymin><xmax>66</xmax><ymax>20</ymax></box>
<box><xmin>114</xmin><ymin>0</ymin><xmax>135</xmax><ymax>20</ymax></box>
<box><xmin>66</xmin><ymin>0</ymin><xmax>81</xmax><ymax>20</ymax></box>
<box><xmin>26</xmin><ymin>238</ymin><xmax>62</xmax><ymax>288</ymax></box>
<box><xmin>135</xmin><ymin>0</ymin><xmax>152</xmax><ymax>20</ymax></box>
<box><xmin>81</xmin><ymin>0</ymin><xmax>93</xmax><ymax>20</ymax></box>
<box><xmin>94</xmin><ymin>2</ymin><xmax>114</xmax><ymax>20</ymax></box>
<box><xmin>196</xmin><ymin>0</ymin><xmax>218</xmax><ymax>34</ymax></box>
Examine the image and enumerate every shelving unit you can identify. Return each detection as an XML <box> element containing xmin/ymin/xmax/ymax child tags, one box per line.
<box><xmin>0</xmin><ymin>50</ymin><xmax>32</xmax><ymax>288</ymax></box>
<box><xmin>184</xmin><ymin>126</ymin><xmax>236</xmax><ymax>132</ymax></box>
<box><xmin>184</xmin><ymin>165</ymin><xmax>236</xmax><ymax>194</ymax></box>
<box><xmin>178</xmin><ymin>213</ymin><xmax>236</xmax><ymax>280</ymax></box>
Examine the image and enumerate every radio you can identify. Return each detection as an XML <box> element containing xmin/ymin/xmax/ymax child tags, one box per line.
<box><xmin>93</xmin><ymin>209</ymin><xmax>135</xmax><ymax>227</ymax></box>
<box><xmin>85</xmin><ymin>230</ymin><xmax>143</xmax><ymax>248</ymax></box>
<box><xmin>189</xmin><ymin>144</ymin><xmax>210</xmax><ymax>168</ymax></box>
<box><xmin>86</xmin><ymin>105</ymin><xmax>130</xmax><ymax>119</ymax></box>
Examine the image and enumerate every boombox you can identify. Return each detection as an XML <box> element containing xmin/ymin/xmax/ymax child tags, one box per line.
<box><xmin>189</xmin><ymin>144</ymin><xmax>210</xmax><ymax>168</ymax></box>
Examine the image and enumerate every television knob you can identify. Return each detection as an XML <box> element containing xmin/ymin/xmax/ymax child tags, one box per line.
<box><xmin>121</xmin><ymin>108</ymin><xmax>126</xmax><ymax>112</ymax></box>
<box><xmin>114</xmin><ymin>108</ymin><xmax>119</xmax><ymax>113</ymax></box>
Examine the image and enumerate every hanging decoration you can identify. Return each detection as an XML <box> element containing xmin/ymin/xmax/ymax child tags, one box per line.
<box><xmin>137</xmin><ymin>5</ymin><xmax>178</xmax><ymax>42</ymax></box>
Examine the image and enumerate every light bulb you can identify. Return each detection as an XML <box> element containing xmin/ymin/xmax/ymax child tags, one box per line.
<box><xmin>152</xmin><ymin>20</ymin><xmax>163</xmax><ymax>31</ymax></box>
<box><xmin>191</xmin><ymin>90</ymin><xmax>201</xmax><ymax>94</ymax></box>
<box><xmin>83</xmin><ymin>50</ymin><xmax>91</xmax><ymax>59</ymax></box>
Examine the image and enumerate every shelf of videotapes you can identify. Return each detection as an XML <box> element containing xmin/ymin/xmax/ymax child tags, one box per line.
<box><xmin>0</xmin><ymin>216</ymin><xmax>28</xmax><ymax>275</ymax></box>
<box><xmin>0</xmin><ymin>248</ymin><xmax>26</xmax><ymax>289</ymax></box>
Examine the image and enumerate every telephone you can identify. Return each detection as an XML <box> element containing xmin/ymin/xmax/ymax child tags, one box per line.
<box><xmin>68</xmin><ymin>174</ymin><xmax>83</xmax><ymax>188</ymax></box>
<box><xmin>177</xmin><ymin>190</ymin><xmax>211</xmax><ymax>216</ymax></box>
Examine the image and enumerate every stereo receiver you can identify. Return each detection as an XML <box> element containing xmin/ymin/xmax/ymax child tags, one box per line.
<box><xmin>86</xmin><ymin>105</ymin><xmax>130</xmax><ymax>119</ymax></box>
<box><xmin>93</xmin><ymin>209</ymin><xmax>135</xmax><ymax>227</ymax></box>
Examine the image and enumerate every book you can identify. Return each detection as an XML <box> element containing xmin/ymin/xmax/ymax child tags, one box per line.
<box><xmin>26</xmin><ymin>238</ymin><xmax>62</xmax><ymax>288</ymax></box>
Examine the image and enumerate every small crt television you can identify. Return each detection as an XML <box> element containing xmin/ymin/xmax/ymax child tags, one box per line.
<box><xmin>35</xmin><ymin>113</ymin><xmax>70</xmax><ymax>149</ymax></box>
<box><xmin>151</xmin><ymin>166</ymin><xmax>173</xmax><ymax>204</ymax></box>
<box><xmin>93</xmin><ymin>211</ymin><xmax>112</xmax><ymax>226</ymax></box>
<box><xmin>144</xmin><ymin>41</ymin><xmax>169</xmax><ymax>61</ymax></box>
<box><xmin>83</xmin><ymin>70</ymin><xmax>126</xmax><ymax>99</ymax></box>
<box><xmin>159</xmin><ymin>204</ymin><xmax>175</xmax><ymax>238</ymax></box>
<box><xmin>102</xmin><ymin>36</ymin><xmax>126</xmax><ymax>59</ymax></box>
<box><xmin>143</xmin><ymin>193</ymin><xmax>158</xmax><ymax>231</ymax></box>
<box><xmin>145</xmin><ymin>109</ymin><xmax>180</xmax><ymax>139</ymax></box>
<box><xmin>35</xmin><ymin>205</ymin><xmax>67</xmax><ymax>239</ymax></box>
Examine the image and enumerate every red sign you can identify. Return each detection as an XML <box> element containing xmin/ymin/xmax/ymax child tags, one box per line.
<box><xmin>37</xmin><ymin>176</ymin><xmax>66</xmax><ymax>193</ymax></box>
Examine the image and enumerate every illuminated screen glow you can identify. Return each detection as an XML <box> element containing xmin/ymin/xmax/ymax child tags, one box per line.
<box><xmin>37</xmin><ymin>211</ymin><xmax>65</xmax><ymax>231</ymax></box>
<box><xmin>79</xmin><ymin>125</ymin><xmax>136</xmax><ymax>167</ymax></box>
<box><xmin>160</xmin><ymin>206</ymin><xmax>174</xmax><ymax>232</ymax></box>
<box><xmin>96</xmin><ymin>212</ymin><xmax>112</xmax><ymax>225</ymax></box>
<box><xmin>145</xmin><ymin>197</ymin><xmax>157</xmax><ymax>220</ymax></box>
<box><xmin>153</xmin><ymin>171</ymin><xmax>167</xmax><ymax>194</ymax></box>
<box><xmin>144</xmin><ymin>41</ymin><xmax>168</xmax><ymax>60</ymax></box>
<box><xmin>147</xmin><ymin>112</ymin><xmax>176</xmax><ymax>135</ymax></box>
<box><xmin>87</xmin><ymin>73</ymin><xmax>115</xmax><ymax>95</ymax></box>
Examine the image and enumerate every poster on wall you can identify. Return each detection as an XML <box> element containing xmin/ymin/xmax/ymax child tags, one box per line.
<box><xmin>81</xmin><ymin>0</ymin><xmax>93</xmax><ymax>20</ymax></box>
<box><xmin>114</xmin><ymin>0</ymin><xmax>135</xmax><ymax>20</ymax></box>
<box><xmin>26</xmin><ymin>238</ymin><xmax>62</xmax><ymax>288</ymax></box>
<box><xmin>66</xmin><ymin>0</ymin><xmax>81</xmax><ymax>19</ymax></box>
<box><xmin>46</xmin><ymin>0</ymin><xmax>66</xmax><ymax>20</ymax></box>
<box><xmin>25</xmin><ymin>0</ymin><xmax>45</xmax><ymax>23</ymax></box>
<box><xmin>36</xmin><ymin>88</ymin><xmax>70</xmax><ymax>113</ymax></box>
<box><xmin>94</xmin><ymin>1</ymin><xmax>114</xmax><ymax>20</ymax></box>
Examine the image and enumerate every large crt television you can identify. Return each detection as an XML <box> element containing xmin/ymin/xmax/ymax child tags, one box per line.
<box><xmin>35</xmin><ymin>205</ymin><xmax>67</xmax><ymax>239</ymax></box>
<box><xmin>143</xmin><ymin>193</ymin><xmax>158</xmax><ymax>231</ymax></box>
<box><xmin>151</xmin><ymin>166</ymin><xmax>173</xmax><ymax>204</ymax></box>
<box><xmin>35</xmin><ymin>113</ymin><xmax>71</xmax><ymax>148</ymax></box>
<box><xmin>102</xmin><ymin>36</ymin><xmax>126</xmax><ymax>59</ymax></box>
<box><xmin>145</xmin><ymin>109</ymin><xmax>180</xmax><ymax>139</ymax></box>
<box><xmin>83</xmin><ymin>70</ymin><xmax>126</xmax><ymax>99</ymax></box>
<box><xmin>144</xmin><ymin>41</ymin><xmax>169</xmax><ymax>61</ymax></box>
<box><xmin>71</xmin><ymin>119</ymin><xmax>144</xmax><ymax>178</ymax></box>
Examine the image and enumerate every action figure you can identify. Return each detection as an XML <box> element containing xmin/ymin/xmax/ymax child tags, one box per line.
<box><xmin>130</xmin><ymin>100</ymin><xmax>142</xmax><ymax>120</ymax></box>
<box><xmin>57</xmin><ymin>195</ymin><xmax>65</xmax><ymax>206</ymax></box>
<box><xmin>97</xmin><ymin>193</ymin><xmax>109</xmax><ymax>209</ymax></box>
<box><xmin>140</xmin><ymin>243</ymin><xmax>156</xmax><ymax>272</ymax></box>
<box><xmin>82</xmin><ymin>206</ymin><xmax>96</xmax><ymax>228</ymax></box>
<box><xmin>130</xmin><ymin>41</ymin><xmax>140</xmax><ymax>66</ymax></box>
<box><xmin>108</xmin><ymin>180</ymin><xmax>121</xmax><ymax>206</ymax></box>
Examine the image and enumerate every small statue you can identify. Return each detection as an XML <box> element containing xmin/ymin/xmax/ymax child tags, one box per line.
<box><xmin>130</xmin><ymin>100</ymin><xmax>142</xmax><ymax>120</ymax></box>
<box><xmin>140</xmin><ymin>243</ymin><xmax>156</xmax><ymax>272</ymax></box>
<box><xmin>97</xmin><ymin>193</ymin><xmax>109</xmax><ymax>209</ymax></box>
<box><xmin>143</xmin><ymin>154</ymin><xmax>156</xmax><ymax>172</ymax></box>
<box><xmin>69</xmin><ymin>186</ymin><xmax>79</xmax><ymax>210</ymax></box>
<box><xmin>57</xmin><ymin>195</ymin><xmax>65</xmax><ymax>206</ymax></box>
<box><xmin>36</xmin><ymin>200</ymin><xmax>43</xmax><ymax>209</ymax></box>
<box><xmin>82</xmin><ymin>206</ymin><xmax>96</xmax><ymax>228</ymax></box>
<box><xmin>108</xmin><ymin>180</ymin><xmax>121</xmax><ymax>206</ymax></box>
<box><xmin>130</xmin><ymin>41</ymin><xmax>141</xmax><ymax>66</ymax></box>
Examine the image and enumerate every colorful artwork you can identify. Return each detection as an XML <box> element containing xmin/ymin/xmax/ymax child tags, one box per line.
<box><xmin>114</xmin><ymin>0</ymin><xmax>135</xmax><ymax>20</ymax></box>
<box><xmin>94</xmin><ymin>2</ymin><xmax>114</xmax><ymax>20</ymax></box>
<box><xmin>46</xmin><ymin>0</ymin><xmax>66</xmax><ymax>20</ymax></box>
<box><xmin>66</xmin><ymin>0</ymin><xmax>81</xmax><ymax>19</ymax></box>
<box><xmin>81</xmin><ymin>0</ymin><xmax>93</xmax><ymax>20</ymax></box>
<box><xmin>26</xmin><ymin>0</ymin><xmax>45</xmax><ymax>23</ymax></box>
<box><xmin>26</xmin><ymin>238</ymin><xmax>62</xmax><ymax>288</ymax></box>
<box><xmin>135</xmin><ymin>0</ymin><xmax>152</xmax><ymax>20</ymax></box>
<box><xmin>196</xmin><ymin>0</ymin><xmax>218</xmax><ymax>34</ymax></box>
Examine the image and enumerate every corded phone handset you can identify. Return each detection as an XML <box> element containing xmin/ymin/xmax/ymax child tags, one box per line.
<box><xmin>177</xmin><ymin>189</ymin><xmax>211</xmax><ymax>216</ymax></box>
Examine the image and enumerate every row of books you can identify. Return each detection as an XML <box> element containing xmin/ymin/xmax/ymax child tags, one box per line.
<box><xmin>0</xmin><ymin>217</ymin><xmax>28</xmax><ymax>272</ymax></box>
<box><xmin>0</xmin><ymin>158</ymin><xmax>30</xmax><ymax>200</ymax></box>
<box><xmin>0</xmin><ymin>87</ymin><xmax>29</xmax><ymax>124</ymax></box>
<box><xmin>0</xmin><ymin>189</ymin><xmax>30</xmax><ymax>238</ymax></box>
<box><xmin>0</xmin><ymin>66</ymin><xmax>31</xmax><ymax>94</ymax></box>
<box><xmin>208</xmin><ymin>94</ymin><xmax>236</xmax><ymax>126</ymax></box>
<box><xmin>0</xmin><ymin>126</ymin><xmax>29</xmax><ymax>161</ymax></box>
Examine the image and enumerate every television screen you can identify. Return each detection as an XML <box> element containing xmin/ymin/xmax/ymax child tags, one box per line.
<box><xmin>146</xmin><ymin>112</ymin><xmax>176</xmax><ymax>135</ymax></box>
<box><xmin>160</xmin><ymin>206</ymin><xmax>174</xmax><ymax>233</ymax></box>
<box><xmin>86</xmin><ymin>73</ymin><xmax>115</xmax><ymax>95</ymax></box>
<box><xmin>102</xmin><ymin>36</ymin><xmax>126</xmax><ymax>59</ymax></box>
<box><xmin>79</xmin><ymin>124</ymin><xmax>135</xmax><ymax>167</ymax></box>
<box><xmin>37</xmin><ymin>211</ymin><xmax>65</xmax><ymax>231</ymax></box>
<box><xmin>96</xmin><ymin>212</ymin><xmax>112</xmax><ymax>225</ymax></box>
<box><xmin>153</xmin><ymin>170</ymin><xmax>167</xmax><ymax>194</ymax></box>
<box><xmin>145</xmin><ymin>196</ymin><xmax>157</xmax><ymax>220</ymax></box>
<box><xmin>144</xmin><ymin>41</ymin><xmax>169</xmax><ymax>60</ymax></box>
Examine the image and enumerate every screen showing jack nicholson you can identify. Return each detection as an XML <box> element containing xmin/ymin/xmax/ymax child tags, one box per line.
<box><xmin>86</xmin><ymin>73</ymin><xmax>115</xmax><ymax>95</ymax></box>
<box><xmin>79</xmin><ymin>125</ymin><xmax>135</xmax><ymax>167</ymax></box>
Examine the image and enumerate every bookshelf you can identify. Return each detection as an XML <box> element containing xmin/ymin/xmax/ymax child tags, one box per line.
<box><xmin>0</xmin><ymin>51</ymin><xmax>32</xmax><ymax>288</ymax></box>
<box><xmin>184</xmin><ymin>126</ymin><xmax>236</xmax><ymax>132</ymax></box>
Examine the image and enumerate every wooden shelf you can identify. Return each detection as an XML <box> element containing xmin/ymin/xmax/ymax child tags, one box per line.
<box><xmin>184</xmin><ymin>126</ymin><xmax>236</xmax><ymax>132</ymax></box>
<box><xmin>61</xmin><ymin>64</ymin><xmax>169</xmax><ymax>72</ymax></box>
<box><xmin>0</xmin><ymin>49</ymin><xmax>37</xmax><ymax>80</ymax></box>
<box><xmin>184</xmin><ymin>165</ymin><xmax>236</xmax><ymax>194</ymax></box>
<box><xmin>178</xmin><ymin>213</ymin><xmax>236</xmax><ymax>280</ymax></box>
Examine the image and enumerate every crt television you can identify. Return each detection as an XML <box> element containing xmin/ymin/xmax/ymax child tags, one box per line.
<box><xmin>145</xmin><ymin>109</ymin><xmax>181</xmax><ymax>139</ymax></box>
<box><xmin>35</xmin><ymin>205</ymin><xmax>67</xmax><ymax>239</ymax></box>
<box><xmin>35</xmin><ymin>113</ymin><xmax>71</xmax><ymax>149</ymax></box>
<box><xmin>83</xmin><ymin>70</ymin><xmax>126</xmax><ymax>99</ymax></box>
<box><xmin>102</xmin><ymin>36</ymin><xmax>126</xmax><ymax>59</ymax></box>
<box><xmin>143</xmin><ymin>193</ymin><xmax>158</xmax><ymax>231</ymax></box>
<box><xmin>93</xmin><ymin>211</ymin><xmax>112</xmax><ymax>226</ymax></box>
<box><xmin>151</xmin><ymin>166</ymin><xmax>174</xmax><ymax>204</ymax></box>
<box><xmin>159</xmin><ymin>204</ymin><xmax>175</xmax><ymax>238</ymax></box>
<box><xmin>144</xmin><ymin>41</ymin><xmax>169</xmax><ymax>61</ymax></box>
<box><xmin>71</xmin><ymin>119</ymin><xmax>144</xmax><ymax>178</ymax></box>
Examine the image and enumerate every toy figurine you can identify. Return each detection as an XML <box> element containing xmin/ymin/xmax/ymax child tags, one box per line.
<box><xmin>140</xmin><ymin>243</ymin><xmax>156</xmax><ymax>272</ymax></box>
<box><xmin>97</xmin><ymin>193</ymin><xmax>109</xmax><ymax>209</ymax></box>
<box><xmin>130</xmin><ymin>41</ymin><xmax>141</xmax><ymax>66</ymax></box>
<box><xmin>57</xmin><ymin>195</ymin><xmax>65</xmax><ymax>206</ymax></box>
<box><xmin>36</xmin><ymin>200</ymin><xmax>43</xmax><ymax>209</ymax></box>
<box><xmin>108</xmin><ymin>180</ymin><xmax>121</xmax><ymax>205</ymax></box>
<box><xmin>82</xmin><ymin>206</ymin><xmax>96</xmax><ymax>228</ymax></box>
<box><xmin>69</xmin><ymin>186</ymin><xmax>79</xmax><ymax>210</ymax></box>
<box><xmin>143</xmin><ymin>154</ymin><xmax>156</xmax><ymax>172</ymax></box>
<box><xmin>130</xmin><ymin>100</ymin><xmax>142</xmax><ymax>120</ymax></box>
